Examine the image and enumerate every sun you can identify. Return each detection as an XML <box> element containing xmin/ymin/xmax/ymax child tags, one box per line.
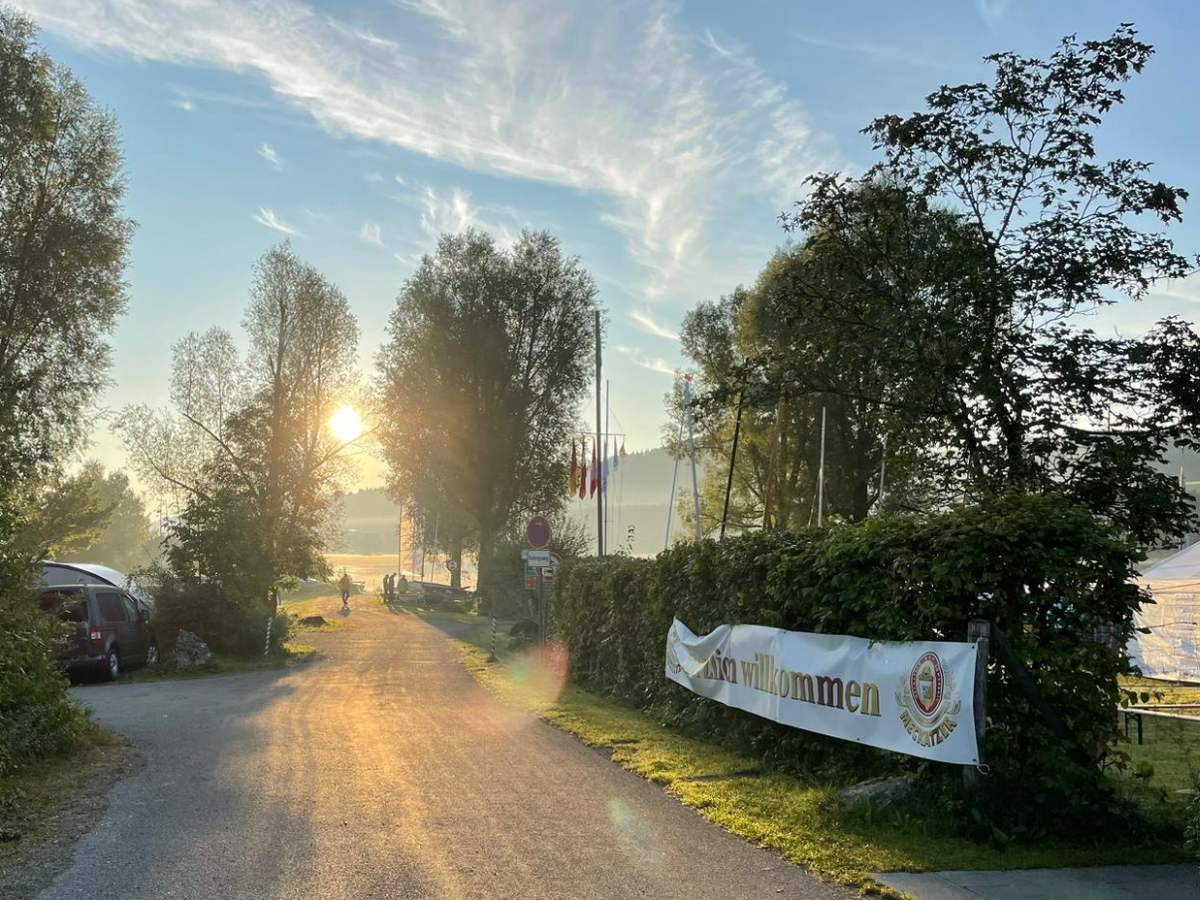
<box><xmin>329</xmin><ymin>405</ymin><xmax>364</xmax><ymax>443</ymax></box>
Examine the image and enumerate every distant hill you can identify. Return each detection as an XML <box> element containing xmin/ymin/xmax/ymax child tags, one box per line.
<box><xmin>331</xmin><ymin>447</ymin><xmax>697</xmax><ymax>557</ymax></box>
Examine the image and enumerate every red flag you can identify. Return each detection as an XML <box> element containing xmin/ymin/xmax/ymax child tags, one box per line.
<box><xmin>569</xmin><ymin>441</ymin><xmax>578</xmax><ymax>496</ymax></box>
<box><xmin>578</xmin><ymin>440</ymin><xmax>587</xmax><ymax>499</ymax></box>
<box><xmin>590</xmin><ymin>445</ymin><xmax>598</xmax><ymax>497</ymax></box>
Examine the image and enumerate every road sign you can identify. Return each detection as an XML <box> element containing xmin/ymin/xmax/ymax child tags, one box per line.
<box><xmin>522</xmin><ymin>549</ymin><xmax>551</xmax><ymax>565</ymax></box>
<box><xmin>526</xmin><ymin>515</ymin><xmax>551</xmax><ymax>549</ymax></box>
<box><xmin>445</xmin><ymin>559</ymin><xmax>458</xmax><ymax>571</ymax></box>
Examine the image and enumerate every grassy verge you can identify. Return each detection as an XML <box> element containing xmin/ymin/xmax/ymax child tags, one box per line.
<box><xmin>119</xmin><ymin>643</ymin><xmax>319</xmax><ymax>683</ymax></box>
<box><xmin>416</xmin><ymin>609</ymin><xmax>1192</xmax><ymax>892</ymax></box>
<box><xmin>0</xmin><ymin>726</ymin><xmax>130</xmax><ymax>897</ymax></box>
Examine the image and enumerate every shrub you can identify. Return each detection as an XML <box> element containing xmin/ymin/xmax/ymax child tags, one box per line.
<box><xmin>0</xmin><ymin>588</ymin><xmax>88</xmax><ymax>776</ymax></box>
<box><xmin>143</xmin><ymin>567</ymin><xmax>274</xmax><ymax>657</ymax></box>
<box><xmin>554</xmin><ymin>492</ymin><xmax>1144</xmax><ymax>835</ymax></box>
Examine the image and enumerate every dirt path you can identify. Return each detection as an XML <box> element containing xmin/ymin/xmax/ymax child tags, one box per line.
<box><xmin>39</xmin><ymin>597</ymin><xmax>848</xmax><ymax>899</ymax></box>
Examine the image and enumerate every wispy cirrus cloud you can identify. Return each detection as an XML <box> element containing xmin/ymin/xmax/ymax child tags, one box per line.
<box><xmin>359</xmin><ymin>221</ymin><xmax>383</xmax><ymax>246</ymax></box>
<box><xmin>630</xmin><ymin>310</ymin><xmax>680</xmax><ymax>341</ymax></box>
<box><xmin>258</xmin><ymin>142</ymin><xmax>283</xmax><ymax>170</ymax></box>
<box><xmin>254</xmin><ymin>207</ymin><xmax>300</xmax><ymax>236</ymax></box>
<box><xmin>19</xmin><ymin>0</ymin><xmax>839</xmax><ymax>303</ymax></box>
<box><xmin>615</xmin><ymin>344</ymin><xmax>676</xmax><ymax>376</ymax></box>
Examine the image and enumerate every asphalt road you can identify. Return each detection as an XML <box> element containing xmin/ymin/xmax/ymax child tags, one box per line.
<box><xmin>41</xmin><ymin>598</ymin><xmax>848</xmax><ymax>900</ymax></box>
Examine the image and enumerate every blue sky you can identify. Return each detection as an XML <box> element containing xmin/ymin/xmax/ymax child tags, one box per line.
<box><xmin>14</xmin><ymin>0</ymin><xmax>1200</xmax><ymax>486</ymax></box>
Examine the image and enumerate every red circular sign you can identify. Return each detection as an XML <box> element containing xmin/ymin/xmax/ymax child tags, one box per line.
<box><xmin>526</xmin><ymin>515</ymin><xmax>551</xmax><ymax>549</ymax></box>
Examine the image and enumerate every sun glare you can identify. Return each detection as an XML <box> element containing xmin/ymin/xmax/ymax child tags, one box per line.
<box><xmin>330</xmin><ymin>405</ymin><xmax>364</xmax><ymax>443</ymax></box>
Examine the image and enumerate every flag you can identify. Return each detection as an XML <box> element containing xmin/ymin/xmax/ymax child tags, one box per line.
<box><xmin>578</xmin><ymin>440</ymin><xmax>587</xmax><ymax>500</ymax></box>
<box><xmin>590</xmin><ymin>445</ymin><xmax>598</xmax><ymax>497</ymax></box>
<box><xmin>569</xmin><ymin>441</ymin><xmax>579</xmax><ymax>496</ymax></box>
<box><xmin>612</xmin><ymin>442</ymin><xmax>620</xmax><ymax>472</ymax></box>
<box><xmin>601</xmin><ymin>437</ymin><xmax>610</xmax><ymax>491</ymax></box>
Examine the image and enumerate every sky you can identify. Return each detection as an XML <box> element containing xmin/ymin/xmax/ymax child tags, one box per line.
<box><xmin>13</xmin><ymin>0</ymin><xmax>1200</xmax><ymax>489</ymax></box>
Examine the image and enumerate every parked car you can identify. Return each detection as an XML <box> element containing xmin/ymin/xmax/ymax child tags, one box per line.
<box><xmin>38</xmin><ymin>583</ymin><xmax>158</xmax><ymax>681</ymax></box>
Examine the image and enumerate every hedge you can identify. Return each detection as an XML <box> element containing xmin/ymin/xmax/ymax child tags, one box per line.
<box><xmin>554</xmin><ymin>492</ymin><xmax>1147</xmax><ymax>834</ymax></box>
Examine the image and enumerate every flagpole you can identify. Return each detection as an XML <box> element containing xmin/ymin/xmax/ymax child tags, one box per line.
<box><xmin>666</xmin><ymin>415</ymin><xmax>683</xmax><ymax>551</ymax></box>
<box><xmin>604</xmin><ymin>379</ymin><xmax>611</xmax><ymax>553</ymax></box>
<box><xmin>684</xmin><ymin>375</ymin><xmax>702</xmax><ymax>542</ymax></box>
<box><xmin>594</xmin><ymin>310</ymin><xmax>604</xmax><ymax>557</ymax></box>
<box><xmin>817</xmin><ymin>406</ymin><xmax>827</xmax><ymax>527</ymax></box>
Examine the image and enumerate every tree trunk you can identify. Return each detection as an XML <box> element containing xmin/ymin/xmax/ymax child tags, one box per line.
<box><xmin>450</xmin><ymin>539</ymin><xmax>462</xmax><ymax>589</ymax></box>
<box><xmin>476</xmin><ymin>518</ymin><xmax>496</xmax><ymax>613</ymax></box>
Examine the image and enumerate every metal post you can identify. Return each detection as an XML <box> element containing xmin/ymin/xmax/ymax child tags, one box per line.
<box><xmin>537</xmin><ymin>569</ymin><xmax>545</xmax><ymax>645</ymax></box>
<box><xmin>684</xmin><ymin>377</ymin><xmax>702</xmax><ymax>542</ymax></box>
<box><xmin>878</xmin><ymin>432</ymin><xmax>888</xmax><ymax>511</ymax></box>
<box><xmin>594</xmin><ymin>310</ymin><xmax>603</xmax><ymax>557</ymax></box>
<box><xmin>720</xmin><ymin>386</ymin><xmax>745</xmax><ymax>540</ymax></box>
<box><xmin>488</xmin><ymin>609</ymin><xmax>497</xmax><ymax>663</ymax></box>
<box><xmin>604</xmin><ymin>379</ymin><xmax>610</xmax><ymax>553</ymax></box>
<box><xmin>665</xmin><ymin>416</ymin><xmax>683</xmax><ymax>551</ymax></box>
<box><xmin>817</xmin><ymin>406</ymin><xmax>827</xmax><ymax>526</ymax></box>
<box><xmin>964</xmin><ymin>619</ymin><xmax>990</xmax><ymax>795</ymax></box>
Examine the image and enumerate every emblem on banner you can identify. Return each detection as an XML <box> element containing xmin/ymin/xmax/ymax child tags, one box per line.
<box><xmin>896</xmin><ymin>651</ymin><xmax>961</xmax><ymax>748</ymax></box>
<box><xmin>665</xmin><ymin>625</ymin><xmax>683</xmax><ymax>675</ymax></box>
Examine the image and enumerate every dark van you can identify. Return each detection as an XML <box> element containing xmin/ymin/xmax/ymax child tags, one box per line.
<box><xmin>39</xmin><ymin>584</ymin><xmax>158</xmax><ymax>680</ymax></box>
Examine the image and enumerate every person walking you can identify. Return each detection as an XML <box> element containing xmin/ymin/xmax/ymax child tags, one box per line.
<box><xmin>338</xmin><ymin>570</ymin><xmax>352</xmax><ymax>610</ymax></box>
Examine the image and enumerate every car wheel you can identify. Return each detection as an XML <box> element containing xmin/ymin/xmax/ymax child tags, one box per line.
<box><xmin>146</xmin><ymin>643</ymin><xmax>159</xmax><ymax>667</ymax></box>
<box><xmin>105</xmin><ymin>648</ymin><xmax>121</xmax><ymax>681</ymax></box>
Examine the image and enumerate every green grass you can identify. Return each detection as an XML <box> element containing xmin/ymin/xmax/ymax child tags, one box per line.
<box><xmin>416</xmin><ymin>609</ymin><xmax>1193</xmax><ymax>892</ymax></box>
<box><xmin>0</xmin><ymin>726</ymin><xmax>128</xmax><ymax>882</ymax></box>
<box><xmin>119</xmin><ymin>642</ymin><xmax>319</xmax><ymax>683</ymax></box>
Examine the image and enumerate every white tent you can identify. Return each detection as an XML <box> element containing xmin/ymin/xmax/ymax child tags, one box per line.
<box><xmin>1128</xmin><ymin>544</ymin><xmax>1200</xmax><ymax>683</ymax></box>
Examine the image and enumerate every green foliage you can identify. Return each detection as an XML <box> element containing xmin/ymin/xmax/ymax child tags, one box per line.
<box><xmin>376</xmin><ymin>230</ymin><xmax>598</xmax><ymax>594</ymax></box>
<box><xmin>1186</xmin><ymin>775</ymin><xmax>1200</xmax><ymax>860</ymax></box>
<box><xmin>555</xmin><ymin>493</ymin><xmax>1145</xmax><ymax>836</ymax></box>
<box><xmin>23</xmin><ymin>461</ymin><xmax>156</xmax><ymax>569</ymax></box>
<box><xmin>0</xmin><ymin>10</ymin><xmax>126</xmax><ymax>780</ymax></box>
<box><xmin>0</xmin><ymin>561</ymin><xmax>88</xmax><ymax>777</ymax></box>
<box><xmin>142</xmin><ymin>567</ymin><xmax>272</xmax><ymax>657</ymax></box>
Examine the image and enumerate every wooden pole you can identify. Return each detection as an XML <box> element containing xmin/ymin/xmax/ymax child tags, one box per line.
<box><xmin>665</xmin><ymin>416</ymin><xmax>683</xmax><ymax>551</ymax></box>
<box><xmin>720</xmin><ymin>386</ymin><xmax>745</xmax><ymax>541</ymax></box>
<box><xmin>963</xmin><ymin>618</ymin><xmax>990</xmax><ymax>796</ymax></box>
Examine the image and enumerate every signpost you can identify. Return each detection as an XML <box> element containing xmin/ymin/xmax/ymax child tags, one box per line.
<box><xmin>526</xmin><ymin>515</ymin><xmax>551</xmax><ymax>549</ymax></box>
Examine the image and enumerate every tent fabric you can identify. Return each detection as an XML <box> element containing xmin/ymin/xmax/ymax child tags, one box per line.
<box><xmin>1128</xmin><ymin>544</ymin><xmax>1200</xmax><ymax>683</ymax></box>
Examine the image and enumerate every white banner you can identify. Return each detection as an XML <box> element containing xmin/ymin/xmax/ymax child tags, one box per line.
<box><xmin>665</xmin><ymin>619</ymin><xmax>980</xmax><ymax>765</ymax></box>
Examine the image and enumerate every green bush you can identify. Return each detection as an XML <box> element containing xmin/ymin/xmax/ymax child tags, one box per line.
<box><xmin>554</xmin><ymin>492</ymin><xmax>1145</xmax><ymax>835</ymax></box>
<box><xmin>0</xmin><ymin>589</ymin><xmax>88</xmax><ymax>776</ymax></box>
<box><xmin>144</xmin><ymin>568</ymin><xmax>274</xmax><ymax>657</ymax></box>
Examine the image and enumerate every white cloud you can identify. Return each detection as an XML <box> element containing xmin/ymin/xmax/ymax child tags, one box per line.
<box><xmin>629</xmin><ymin>309</ymin><xmax>680</xmax><ymax>341</ymax></box>
<box><xmin>418</xmin><ymin>185</ymin><xmax>479</xmax><ymax>238</ymax></box>
<box><xmin>394</xmin><ymin>175</ymin><xmax>407</xmax><ymax>186</ymax></box>
<box><xmin>1151</xmin><ymin>275</ymin><xmax>1200</xmax><ymax>304</ymax></box>
<box><xmin>258</xmin><ymin>142</ymin><xmax>283</xmax><ymax>170</ymax></box>
<box><xmin>976</xmin><ymin>0</ymin><xmax>1012</xmax><ymax>25</ymax></box>
<box><xmin>615</xmin><ymin>344</ymin><xmax>676</xmax><ymax>376</ymax></box>
<box><xmin>20</xmin><ymin>0</ymin><xmax>839</xmax><ymax>303</ymax></box>
<box><xmin>364</xmin><ymin>171</ymin><xmax>385</xmax><ymax>183</ymax></box>
<box><xmin>171</xmin><ymin>97</ymin><xmax>195</xmax><ymax>112</ymax></box>
<box><xmin>253</xmin><ymin>207</ymin><xmax>300</xmax><ymax>235</ymax></box>
<box><xmin>359</xmin><ymin>221</ymin><xmax>383</xmax><ymax>245</ymax></box>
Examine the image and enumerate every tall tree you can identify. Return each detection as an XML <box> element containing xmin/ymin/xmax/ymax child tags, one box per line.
<box><xmin>0</xmin><ymin>10</ymin><xmax>130</xmax><ymax>774</ymax></box>
<box><xmin>120</xmin><ymin>245</ymin><xmax>359</xmax><ymax>606</ymax></box>
<box><xmin>772</xmin><ymin>25</ymin><xmax>1198</xmax><ymax>545</ymax></box>
<box><xmin>377</xmin><ymin>230</ymin><xmax>597</xmax><ymax>596</ymax></box>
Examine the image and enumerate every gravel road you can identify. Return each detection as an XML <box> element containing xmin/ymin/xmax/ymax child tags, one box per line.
<box><xmin>37</xmin><ymin>599</ymin><xmax>848</xmax><ymax>900</ymax></box>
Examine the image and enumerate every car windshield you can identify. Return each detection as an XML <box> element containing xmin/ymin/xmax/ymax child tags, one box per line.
<box><xmin>39</xmin><ymin>590</ymin><xmax>88</xmax><ymax>623</ymax></box>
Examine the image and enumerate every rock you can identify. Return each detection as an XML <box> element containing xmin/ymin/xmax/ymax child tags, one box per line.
<box><xmin>175</xmin><ymin>629</ymin><xmax>212</xmax><ymax>669</ymax></box>
<box><xmin>298</xmin><ymin>615</ymin><xmax>327</xmax><ymax>627</ymax></box>
<box><xmin>835</xmin><ymin>776</ymin><xmax>914</xmax><ymax>813</ymax></box>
